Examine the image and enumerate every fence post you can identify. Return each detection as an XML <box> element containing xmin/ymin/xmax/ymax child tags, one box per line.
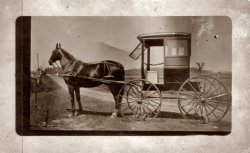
<box><xmin>35</xmin><ymin>77</ymin><xmax>38</xmax><ymax>109</ymax></box>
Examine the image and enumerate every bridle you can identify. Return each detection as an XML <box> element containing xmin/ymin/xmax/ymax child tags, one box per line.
<box><xmin>54</xmin><ymin>62</ymin><xmax>61</xmax><ymax>69</ymax></box>
<box><xmin>51</xmin><ymin>61</ymin><xmax>63</xmax><ymax>76</ymax></box>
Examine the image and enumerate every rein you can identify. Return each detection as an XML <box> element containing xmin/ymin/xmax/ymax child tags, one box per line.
<box><xmin>51</xmin><ymin>60</ymin><xmax>113</xmax><ymax>80</ymax></box>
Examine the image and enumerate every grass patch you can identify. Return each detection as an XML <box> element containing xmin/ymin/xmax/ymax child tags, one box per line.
<box><xmin>31</xmin><ymin>75</ymin><xmax>61</xmax><ymax>93</ymax></box>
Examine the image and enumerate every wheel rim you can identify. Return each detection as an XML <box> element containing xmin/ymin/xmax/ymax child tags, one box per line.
<box><xmin>118</xmin><ymin>79</ymin><xmax>162</xmax><ymax>121</ymax></box>
<box><xmin>177</xmin><ymin>75</ymin><xmax>231</xmax><ymax>124</ymax></box>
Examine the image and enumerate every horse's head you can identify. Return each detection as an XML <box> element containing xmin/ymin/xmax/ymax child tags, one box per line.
<box><xmin>48</xmin><ymin>43</ymin><xmax>62</xmax><ymax>65</ymax></box>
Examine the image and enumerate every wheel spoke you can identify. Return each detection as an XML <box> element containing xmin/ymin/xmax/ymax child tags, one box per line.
<box><xmin>139</xmin><ymin>106</ymin><xmax>142</xmax><ymax>118</ymax></box>
<box><xmin>204</xmin><ymin>103</ymin><xmax>219</xmax><ymax>119</ymax></box>
<box><xmin>145</xmin><ymin>98</ymin><xmax>161</xmax><ymax>105</ymax></box>
<box><xmin>142</xmin><ymin>84</ymin><xmax>153</xmax><ymax>98</ymax></box>
<box><xmin>142</xmin><ymin>103</ymin><xmax>157</xmax><ymax>114</ymax></box>
<box><xmin>203</xmin><ymin>103</ymin><xmax>211</xmax><ymax>123</ymax></box>
<box><xmin>179</xmin><ymin>97</ymin><xmax>198</xmax><ymax>101</ymax></box>
<box><xmin>194</xmin><ymin>102</ymin><xmax>201</xmax><ymax>114</ymax></box>
<box><xmin>129</xmin><ymin>102</ymin><xmax>138</xmax><ymax>110</ymax></box>
<box><xmin>206</xmin><ymin>102</ymin><xmax>225</xmax><ymax>113</ymax></box>
<box><xmin>120</xmin><ymin>95</ymin><xmax>137</xmax><ymax>101</ymax></box>
<box><xmin>128</xmin><ymin>89</ymin><xmax>138</xmax><ymax>99</ymax></box>
<box><xmin>123</xmin><ymin>89</ymin><xmax>138</xmax><ymax>99</ymax></box>
<box><xmin>145</xmin><ymin>98</ymin><xmax>161</xmax><ymax>106</ymax></box>
<box><xmin>141</xmin><ymin>105</ymin><xmax>147</xmax><ymax>115</ymax></box>
<box><xmin>128</xmin><ymin>86</ymin><xmax>139</xmax><ymax>98</ymax></box>
<box><xmin>179</xmin><ymin>91</ymin><xmax>196</xmax><ymax>98</ymax></box>
<box><xmin>181</xmin><ymin>88</ymin><xmax>196</xmax><ymax>96</ymax></box>
<box><xmin>134</xmin><ymin>105</ymin><xmax>139</xmax><ymax>118</ymax></box>
<box><xmin>180</xmin><ymin>100</ymin><xmax>198</xmax><ymax>108</ymax></box>
<box><xmin>187</xmin><ymin>81</ymin><xmax>199</xmax><ymax>95</ymax></box>
<box><xmin>206</xmin><ymin>85</ymin><xmax>223</xmax><ymax>98</ymax></box>
<box><xmin>203</xmin><ymin>77</ymin><xmax>206</xmax><ymax>93</ymax></box>
<box><xmin>143</xmin><ymin>91</ymin><xmax>158</xmax><ymax>99</ymax></box>
<box><xmin>207</xmin><ymin>93</ymin><xmax>228</xmax><ymax>100</ymax></box>
<box><xmin>144</xmin><ymin>99</ymin><xmax>160</xmax><ymax>109</ymax></box>
<box><xmin>145</xmin><ymin>101</ymin><xmax>159</xmax><ymax>111</ymax></box>
<box><xmin>186</xmin><ymin>102</ymin><xmax>198</xmax><ymax>113</ymax></box>
<box><xmin>205</xmin><ymin>79</ymin><xmax>216</xmax><ymax>95</ymax></box>
<box><xmin>200</xmin><ymin>103</ymin><xmax>203</xmax><ymax>116</ymax></box>
<box><xmin>208</xmin><ymin>99</ymin><xmax>229</xmax><ymax>104</ymax></box>
<box><xmin>136</xmin><ymin>106</ymin><xmax>141</xmax><ymax>118</ymax></box>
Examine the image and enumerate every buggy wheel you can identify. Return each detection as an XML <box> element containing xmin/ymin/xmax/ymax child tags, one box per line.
<box><xmin>177</xmin><ymin>75</ymin><xmax>231</xmax><ymax>124</ymax></box>
<box><xmin>117</xmin><ymin>79</ymin><xmax>162</xmax><ymax>121</ymax></box>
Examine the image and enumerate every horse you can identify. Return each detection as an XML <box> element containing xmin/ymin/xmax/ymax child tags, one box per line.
<box><xmin>48</xmin><ymin>43</ymin><xmax>125</xmax><ymax>117</ymax></box>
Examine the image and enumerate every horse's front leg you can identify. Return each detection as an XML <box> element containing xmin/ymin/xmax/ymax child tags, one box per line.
<box><xmin>68</xmin><ymin>85</ymin><xmax>76</xmax><ymax>116</ymax></box>
<box><xmin>75</xmin><ymin>87</ymin><xmax>83</xmax><ymax>113</ymax></box>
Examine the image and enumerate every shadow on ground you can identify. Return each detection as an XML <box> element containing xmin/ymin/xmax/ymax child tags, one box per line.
<box><xmin>66</xmin><ymin>109</ymin><xmax>183</xmax><ymax>119</ymax></box>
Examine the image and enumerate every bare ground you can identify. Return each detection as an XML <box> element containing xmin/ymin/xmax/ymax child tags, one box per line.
<box><xmin>30</xmin><ymin>75</ymin><xmax>231</xmax><ymax>133</ymax></box>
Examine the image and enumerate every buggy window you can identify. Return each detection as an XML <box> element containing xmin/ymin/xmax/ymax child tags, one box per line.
<box><xmin>129</xmin><ymin>42</ymin><xmax>142</xmax><ymax>60</ymax></box>
<box><xmin>165</xmin><ymin>40</ymin><xmax>188</xmax><ymax>56</ymax></box>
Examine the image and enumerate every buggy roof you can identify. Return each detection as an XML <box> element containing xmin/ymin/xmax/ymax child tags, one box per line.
<box><xmin>137</xmin><ymin>32</ymin><xmax>191</xmax><ymax>41</ymax></box>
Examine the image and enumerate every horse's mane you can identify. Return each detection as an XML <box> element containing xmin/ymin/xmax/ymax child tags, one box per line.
<box><xmin>60</xmin><ymin>48</ymin><xmax>76</xmax><ymax>61</ymax></box>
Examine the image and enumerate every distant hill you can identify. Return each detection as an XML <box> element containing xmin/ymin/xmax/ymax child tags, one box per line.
<box><xmin>125</xmin><ymin>67</ymin><xmax>232</xmax><ymax>78</ymax></box>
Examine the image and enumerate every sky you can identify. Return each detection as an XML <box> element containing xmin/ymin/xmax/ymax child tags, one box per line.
<box><xmin>31</xmin><ymin>16</ymin><xmax>231</xmax><ymax>72</ymax></box>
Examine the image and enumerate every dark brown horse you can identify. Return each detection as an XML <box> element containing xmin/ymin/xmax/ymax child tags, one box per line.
<box><xmin>48</xmin><ymin>43</ymin><xmax>125</xmax><ymax>117</ymax></box>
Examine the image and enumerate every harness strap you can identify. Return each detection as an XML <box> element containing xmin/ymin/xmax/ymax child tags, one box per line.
<box><xmin>103</xmin><ymin>61</ymin><xmax>108</xmax><ymax>74</ymax></box>
<box><xmin>76</xmin><ymin>63</ymin><xmax>83</xmax><ymax>75</ymax></box>
<box><xmin>52</xmin><ymin>60</ymin><xmax>115</xmax><ymax>78</ymax></box>
<box><xmin>60</xmin><ymin>74</ymin><xmax>125</xmax><ymax>84</ymax></box>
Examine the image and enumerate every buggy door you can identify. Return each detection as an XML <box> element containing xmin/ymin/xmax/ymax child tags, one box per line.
<box><xmin>130</xmin><ymin>40</ymin><xmax>164</xmax><ymax>84</ymax></box>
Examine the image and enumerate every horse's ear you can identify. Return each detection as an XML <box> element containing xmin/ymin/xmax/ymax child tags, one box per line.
<box><xmin>56</xmin><ymin>43</ymin><xmax>59</xmax><ymax>49</ymax></box>
<box><xmin>59</xmin><ymin>43</ymin><xmax>61</xmax><ymax>48</ymax></box>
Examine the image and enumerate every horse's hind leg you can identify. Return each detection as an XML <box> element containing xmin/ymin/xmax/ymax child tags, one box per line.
<box><xmin>107</xmin><ymin>83</ymin><xmax>123</xmax><ymax>118</ymax></box>
<box><xmin>68</xmin><ymin>85</ymin><xmax>76</xmax><ymax>116</ymax></box>
<box><xmin>75</xmin><ymin>87</ymin><xmax>83</xmax><ymax>113</ymax></box>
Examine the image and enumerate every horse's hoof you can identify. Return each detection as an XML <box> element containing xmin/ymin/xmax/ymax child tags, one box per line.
<box><xmin>68</xmin><ymin>113</ymin><xmax>74</xmax><ymax>117</ymax></box>
<box><xmin>73</xmin><ymin>112</ymin><xmax>79</xmax><ymax>116</ymax></box>
<box><xmin>110</xmin><ymin>113</ymin><xmax>117</xmax><ymax>118</ymax></box>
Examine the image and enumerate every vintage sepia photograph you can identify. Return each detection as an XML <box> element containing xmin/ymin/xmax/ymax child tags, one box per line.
<box><xmin>16</xmin><ymin>16</ymin><xmax>232</xmax><ymax>135</ymax></box>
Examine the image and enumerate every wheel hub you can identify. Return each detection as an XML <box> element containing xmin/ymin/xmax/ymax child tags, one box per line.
<box><xmin>199</xmin><ymin>95</ymin><xmax>207</xmax><ymax>103</ymax></box>
<box><xmin>200</xmin><ymin>98</ymin><xmax>206</xmax><ymax>103</ymax></box>
<box><xmin>137</xmin><ymin>100</ymin><xmax>142</xmax><ymax>104</ymax></box>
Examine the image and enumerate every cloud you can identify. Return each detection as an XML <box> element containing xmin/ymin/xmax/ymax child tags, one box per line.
<box><xmin>192</xmin><ymin>17</ymin><xmax>214</xmax><ymax>39</ymax></box>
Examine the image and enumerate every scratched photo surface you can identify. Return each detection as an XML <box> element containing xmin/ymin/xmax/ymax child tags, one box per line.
<box><xmin>1</xmin><ymin>0</ymin><xmax>250</xmax><ymax>152</ymax></box>
<box><xmin>25</xmin><ymin>16</ymin><xmax>232</xmax><ymax>133</ymax></box>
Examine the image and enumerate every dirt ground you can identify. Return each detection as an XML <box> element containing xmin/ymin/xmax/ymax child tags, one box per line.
<box><xmin>30</xmin><ymin>75</ymin><xmax>231</xmax><ymax>133</ymax></box>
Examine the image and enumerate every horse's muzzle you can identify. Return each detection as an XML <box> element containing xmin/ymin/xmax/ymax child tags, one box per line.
<box><xmin>48</xmin><ymin>59</ymin><xmax>53</xmax><ymax>65</ymax></box>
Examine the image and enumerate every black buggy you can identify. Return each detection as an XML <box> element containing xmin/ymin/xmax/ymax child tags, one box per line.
<box><xmin>117</xmin><ymin>32</ymin><xmax>231</xmax><ymax>124</ymax></box>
